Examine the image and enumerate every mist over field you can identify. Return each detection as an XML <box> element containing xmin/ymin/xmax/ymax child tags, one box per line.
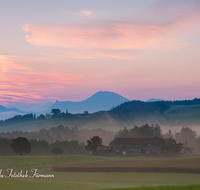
<box><xmin>1</xmin><ymin>116</ymin><xmax>200</xmax><ymax>155</ymax></box>
<box><xmin>0</xmin><ymin>111</ymin><xmax>25</xmax><ymax>120</ymax></box>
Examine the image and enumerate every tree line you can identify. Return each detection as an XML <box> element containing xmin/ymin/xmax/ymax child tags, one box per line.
<box><xmin>1</xmin><ymin>98</ymin><xmax>200</xmax><ymax>128</ymax></box>
<box><xmin>110</xmin><ymin>124</ymin><xmax>200</xmax><ymax>154</ymax></box>
<box><xmin>0</xmin><ymin>101</ymin><xmax>170</xmax><ymax>128</ymax></box>
<box><xmin>0</xmin><ymin>125</ymin><xmax>115</xmax><ymax>145</ymax></box>
<box><xmin>1</xmin><ymin>123</ymin><xmax>200</xmax><ymax>156</ymax></box>
<box><xmin>0</xmin><ymin>137</ymin><xmax>85</xmax><ymax>156</ymax></box>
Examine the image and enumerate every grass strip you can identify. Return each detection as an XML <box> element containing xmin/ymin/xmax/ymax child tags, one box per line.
<box><xmin>100</xmin><ymin>184</ymin><xmax>200</xmax><ymax>190</ymax></box>
<box><xmin>52</xmin><ymin>166</ymin><xmax>200</xmax><ymax>174</ymax></box>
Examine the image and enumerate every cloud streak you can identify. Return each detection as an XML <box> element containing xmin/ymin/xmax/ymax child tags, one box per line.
<box><xmin>0</xmin><ymin>56</ymin><xmax>87</xmax><ymax>105</ymax></box>
<box><xmin>23</xmin><ymin>0</ymin><xmax>200</xmax><ymax>60</ymax></box>
<box><xmin>23</xmin><ymin>21</ymin><xmax>186</xmax><ymax>61</ymax></box>
<box><xmin>74</xmin><ymin>10</ymin><xmax>93</xmax><ymax>16</ymax></box>
<box><xmin>0</xmin><ymin>55</ymin><xmax>30</xmax><ymax>73</ymax></box>
<box><xmin>23</xmin><ymin>22</ymin><xmax>181</xmax><ymax>49</ymax></box>
<box><xmin>22</xmin><ymin>0</ymin><xmax>200</xmax><ymax>61</ymax></box>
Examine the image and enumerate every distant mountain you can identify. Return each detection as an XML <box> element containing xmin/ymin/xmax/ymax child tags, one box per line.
<box><xmin>0</xmin><ymin>105</ymin><xmax>25</xmax><ymax>113</ymax></box>
<box><xmin>7</xmin><ymin>102</ymin><xmax>54</xmax><ymax>112</ymax></box>
<box><xmin>145</xmin><ymin>98</ymin><xmax>164</xmax><ymax>102</ymax></box>
<box><xmin>0</xmin><ymin>111</ymin><xmax>25</xmax><ymax>120</ymax></box>
<box><xmin>47</xmin><ymin>91</ymin><xmax>129</xmax><ymax>113</ymax></box>
<box><xmin>0</xmin><ymin>105</ymin><xmax>26</xmax><ymax>120</ymax></box>
<box><xmin>35</xmin><ymin>102</ymin><xmax>54</xmax><ymax>112</ymax></box>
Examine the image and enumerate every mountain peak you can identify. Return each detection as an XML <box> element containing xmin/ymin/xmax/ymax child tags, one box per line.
<box><xmin>48</xmin><ymin>91</ymin><xmax>129</xmax><ymax>114</ymax></box>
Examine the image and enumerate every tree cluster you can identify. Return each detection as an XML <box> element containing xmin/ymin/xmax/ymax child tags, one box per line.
<box><xmin>164</xmin><ymin>127</ymin><xmax>200</xmax><ymax>154</ymax></box>
<box><xmin>109</xmin><ymin>101</ymin><xmax>169</xmax><ymax>115</ymax></box>
<box><xmin>161</xmin><ymin>138</ymin><xmax>183</xmax><ymax>154</ymax></box>
<box><xmin>115</xmin><ymin>124</ymin><xmax>162</xmax><ymax>138</ymax></box>
<box><xmin>0</xmin><ymin>137</ymin><xmax>85</xmax><ymax>156</ymax></box>
<box><xmin>110</xmin><ymin>124</ymin><xmax>200</xmax><ymax>154</ymax></box>
<box><xmin>0</xmin><ymin>125</ymin><xmax>115</xmax><ymax>145</ymax></box>
<box><xmin>0</xmin><ymin>113</ymin><xmax>36</xmax><ymax>127</ymax></box>
<box><xmin>165</xmin><ymin>98</ymin><xmax>200</xmax><ymax>106</ymax></box>
<box><xmin>10</xmin><ymin>137</ymin><xmax>31</xmax><ymax>155</ymax></box>
<box><xmin>85</xmin><ymin>136</ymin><xmax>103</xmax><ymax>155</ymax></box>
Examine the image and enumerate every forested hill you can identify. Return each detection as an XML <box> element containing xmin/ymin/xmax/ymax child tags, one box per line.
<box><xmin>165</xmin><ymin>98</ymin><xmax>200</xmax><ymax>106</ymax></box>
<box><xmin>109</xmin><ymin>101</ymin><xmax>168</xmax><ymax>115</ymax></box>
<box><xmin>108</xmin><ymin>98</ymin><xmax>200</xmax><ymax>115</ymax></box>
<box><xmin>1</xmin><ymin>98</ymin><xmax>200</xmax><ymax>129</ymax></box>
<box><xmin>0</xmin><ymin>101</ymin><xmax>169</xmax><ymax>129</ymax></box>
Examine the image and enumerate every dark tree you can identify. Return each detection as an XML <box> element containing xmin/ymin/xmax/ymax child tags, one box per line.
<box><xmin>10</xmin><ymin>137</ymin><xmax>31</xmax><ymax>155</ymax></box>
<box><xmin>37</xmin><ymin>114</ymin><xmax>46</xmax><ymax>120</ymax></box>
<box><xmin>120</xmin><ymin>145</ymin><xmax>127</xmax><ymax>151</ymax></box>
<box><xmin>162</xmin><ymin>138</ymin><xmax>183</xmax><ymax>154</ymax></box>
<box><xmin>115</xmin><ymin>124</ymin><xmax>162</xmax><ymax>138</ymax></box>
<box><xmin>157</xmin><ymin>101</ymin><xmax>168</xmax><ymax>114</ymax></box>
<box><xmin>154</xmin><ymin>124</ymin><xmax>162</xmax><ymax>137</ymax></box>
<box><xmin>51</xmin><ymin>109</ymin><xmax>61</xmax><ymax>118</ymax></box>
<box><xmin>51</xmin><ymin>147</ymin><xmax>63</xmax><ymax>155</ymax></box>
<box><xmin>85</xmin><ymin>136</ymin><xmax>103</xmax><ymax>155</ymax></box>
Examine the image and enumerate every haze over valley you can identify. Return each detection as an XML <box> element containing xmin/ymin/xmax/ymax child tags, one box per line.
<box><xmin>1</xmin><ymin>1</ymin><xmax>200</xmax><ymax>189</ymax></box>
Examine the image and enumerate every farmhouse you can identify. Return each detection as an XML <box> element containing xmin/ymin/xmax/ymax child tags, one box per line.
<box><xmin>97</xmin><ymin>145</ymin><xmax>111</xmax><ymax>156</ymax></box>
<box><xmin>115</xmin><ymin>138</ymin><xmax>162</xmax><ymax>154</ymax></box>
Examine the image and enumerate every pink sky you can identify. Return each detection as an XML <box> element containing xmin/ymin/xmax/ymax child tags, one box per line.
<box><xmin>1</xmin><ymin>0</ymin><xmax>200</xmax><ymax>105</ymax></box>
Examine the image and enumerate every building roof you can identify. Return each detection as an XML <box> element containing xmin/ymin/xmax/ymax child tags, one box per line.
<box><xmin>97</xmin><ymin>146</ymin><xmax>111</xmax><ymax>151</ymax></box>
<box><xmin>115</xmin><ymin>138</ymin><xmax>162</xmax><ymax>145</ymax></box>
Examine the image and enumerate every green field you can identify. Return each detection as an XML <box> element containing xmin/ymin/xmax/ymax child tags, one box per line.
<box><xmin>167</xmin><ymin>104</ymin><xmax>200</xmax><ymax>125</ymax></box>
<box><xmin>102</xmin><ymin>184</ymin><xmax>200</xmax><ymax>190</ymax></box>
<box><xmin>0</xmin><ymin>155</ymin><xmax>200</xmax><ymax>190</ymax></box>
<box><xmin>53</xmin><ymin>157</ymin><xmax>200</xmax><ymax>173</ymax></box>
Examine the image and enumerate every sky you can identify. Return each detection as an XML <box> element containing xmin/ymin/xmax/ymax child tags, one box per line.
<box><xmin>1</xmin><ymin>0</ymin><xmax>200</xmax><ymax>106</ymax></box>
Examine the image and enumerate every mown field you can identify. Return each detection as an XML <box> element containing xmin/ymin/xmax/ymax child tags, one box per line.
<box><xmin>0</xmin><ymin>155</ymin><xmax>200</xmax><ymax>190</ymax></box>
<box><xmin>52</xmin><ymin>157</ymin><xmax>200</xmax><ymax>173</ymax></box>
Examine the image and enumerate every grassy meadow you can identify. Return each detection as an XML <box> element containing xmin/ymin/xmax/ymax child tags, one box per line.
<box><xmin>167</xmin><ymin>104</ymin><xmax>200</xmax><ymax>126</ymax></box>
<box><xmin>0</xmin><ymin>155</ymin><xmax>200</xmax><ymax>190</ymax></box>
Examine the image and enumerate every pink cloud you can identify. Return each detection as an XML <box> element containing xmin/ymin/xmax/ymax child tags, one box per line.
<box><xmin>0</xmin><ymin>56</ymin><xmax>88</xmax><ymax>105</ymax></box>
<box><xmin>23</xmin><ymin>23</ymin><xmax>181</xmax><ymax>50</ymax></box>
<box><xmin>99</xmin><ymin>49</ymin><xmax>136</xmax><ymax>60</ymax></box>
<box><xmin>40</xmin><ymin>48</ymin><xmax>137</xmax><ymax>60</ymax></box>
<box><xmin>153</xmin><ymin>0</ymin><xmax>200</xmax><ymax>22</ymax></box>
<box><xmin>74</xmin><ymin>10</ymin><xmax>93</xmax><ymax>16</ymax></box>
<box><xmin>22</xmin><ymin>0</ymin><xmax>200</xmax><ymax>61</ymax></box>
<box><xmin>23</xmin><ymin>21</ymin><xmax>187</xmax><ymax>61</ymax></box>
<box><xmin>0</xmin><ymin>55</ymin><xmax>30</xmax><ymax>72</ymax></box>
<box><xmin>40</xmin><ymin>50</ymin><xmax>97</xmax><ymax>59</ymax></box>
